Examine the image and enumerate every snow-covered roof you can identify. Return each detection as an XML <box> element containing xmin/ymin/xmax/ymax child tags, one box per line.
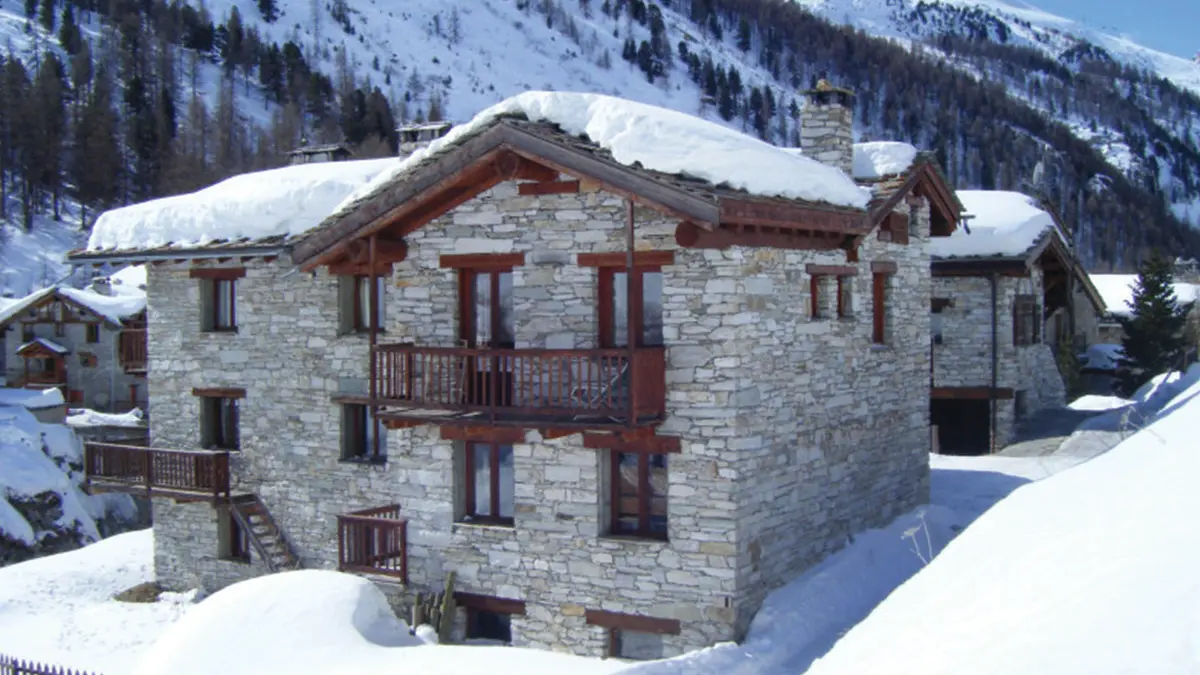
<box><xmin>66</xmin><ymin>407</ymin><xmax>146</xmax><ymax>429</ymax></box>
<box><xmin>1089</xmin><ymin>273</ymin><xmax>1200</xmax><ymax>318</ymax></box>
<box><xmin>0</xmin><ymin>283</ymin><xmax>146</xmax><ymax>328</ymax></box>
<box><xmin>852</xmin><ymin>142</ymin><xmax>919</xmax><ymax>181</ymax></box>
<box><xmin>0</xmin><ymin>387</ymin><xmax>65</xmax><ymax>410</ymax></box>
<box><xmin>18</xmin><ymin>337</ymin><xmax>69</xmax><ymax>356</ymax></box>
<box><xmin>333</xmin><ymin>91</ymin><xmax>870</xmax><ymax>217</ymax></box>
<box><xmin>930</xmin><ymin>190</ymin><xmax>1064</xmax><ymax>259</ymax></box>
<box><xmin>84</xmin><ymin>158</ymin><xmax>397</xmax><ymax>254</ymax></box>
<box><xmin>287</xmin><ymin>143</ymin><xmax>350</xmax><ymax>156</ymax></box>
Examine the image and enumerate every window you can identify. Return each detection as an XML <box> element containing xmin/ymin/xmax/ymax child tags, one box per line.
<box><xmin>1013</xmin><ymin>294</ymin><xmax>1040</xmax><ymax>346</ymax></box>
<box><xmin>200</xmin><ymin>395</ymin><xmax>240</xmax><ymax>450</ymax></box>
<box><xmin>600</xmin><ymin>268</ymin><xmax>664</xmax><ymax>347</ymax></box>
<box><xmin>810</xmin><ymin>275</ymin><xmax>825</xmax><ymax>319</ymax></box>
<box><xmin>218</xmin><ymin>510</ymin><xmax>251</xmax><ymax>563</ymax></box>
<box><xmin>610</xmin><ymin>452</ymin><xmax>667</xmax><ymax>539</ymax></box>
<box><xmin>836</xmin><ymin>276</ymin><xmax>853</xmax><ymax>318</ymax></box>
<box><xmin>199</xmin><ymin>279</ymin><xmax>237</xmax><ymax>331</ymax></box>
<box><xmin>21</xmin><ymin>324</ymin><xmax>33</xmax><ymax>342</ymax></box>
<box><xmin>466</xmin><ymin>609</ymin><xmax>512</xmax><ymax>644</ymax></box>
<box><xmin>612</xmin><ymin>630</ymin><xmax>664</xmax><ymax>660</ymax></box>
<box><xmin>870</xmin><ymin>262</ymin><xmax>897</xmax><ymax>344</ymax></box>
<box><xmin>54</xmin><ymin>322</ymin><xmax>65</xmax><ymax>337</ymax></box>
<box><xmin>339</xmin><ymin>275</ymin><xmax>386</xmax><ymax>333</ymax></box>
<box><xmin>931</xmin><ymin>309</ymin><xmax>944</xmax><ymax>345</ymax></box>
<box><xmin>86</xmin><ymin>324</ymin><xmax>100</xmax><ymax>343</ymax></box>
<box><xmin>341</xmin><ymin>403</ymin><xmax>385</xmax><ymax>460</ymax></box>
<box><xmin>463</xmin><ymin>442</ymin><xmax>514</xmax><ymax>525</ymax></box>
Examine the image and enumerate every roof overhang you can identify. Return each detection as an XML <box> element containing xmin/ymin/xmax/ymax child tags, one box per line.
<box><xmin>863</xmin><ymin>159</ymin><xmax>963</xmax><ymax>237</ymax></box>
<box><xmin>66</xmin><ymin>244</ymin><xmax>290</xmax><ymax>267</ymax></box>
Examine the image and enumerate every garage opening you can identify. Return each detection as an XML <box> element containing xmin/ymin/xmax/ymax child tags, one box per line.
<box><xmin>931</xmin><ymin>398</ymin><xmax>991</xmax><ymax>455</ymax></box>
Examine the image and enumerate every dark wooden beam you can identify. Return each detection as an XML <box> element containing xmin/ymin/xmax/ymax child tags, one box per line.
<box><xmin>577</xmin><ymin>251</ymin><xmax>675</xmax><ymax>268</ymax></box>
<box><xmin>517</xmin><ymin>180</ymin><xmax>580</xmax><ymax>196</ymax></box>
<box><xmin>871</xmin><ymin>260</ymin><xmax>898</xmax><ymax>275</ymax></box>
<box><xmin>454</xmin><ymin>593</ymin><xmax>527</xmax><ymax>615</ymax></box>
<box><xmin>511</xmin><ymin>157</ymin><xmax>559</xmax><ymax>182</ymax></box>
<box><xmin>539</xmin><ymin>428</ymin><xmax>581</xmax><ymax>440</ymax></box>
<box><xmin>438</xmin><ymin>253</ymin><xmax>525</xmax><ymax>270</ymax></box>
<box><xmin>189</xmin><ymin>267</ymin><xmax>246</xmax><ymax>280</ymax></box>
<box><xmin>192</xmin><ymin>387</ymin><xmax>246</xmax><ymax>399</ymax></box>
<box><xmin>584</xmin><ymin>609</ymin><xmax>681</xmax><ymax>635</ymax></box>
<box><xmin>343</xmin><ymin>237</ymin><xmax>409</xmax><ymax>266</ymax></box>
<box><xmin>382</xmin><ymin>419</ymin><xmax>422</xmax><ymax>430</ymax></box>
<box><xmin>932</xmin><ymin>259</ymin><xmax>1028</xmax><ymax>277</ymax></box>
<box><xmin>675</xmin><ymin>222</ymin><xmax>846</xmax><ymax>251</ymax></box>
<box><xmin>439</xmin><ymin>426</ymin><xmax>527</xmax><ymax>444</ymax></box>
<box><xmin>718</xmin><ymin>199</ymin><xmax>864</xmax><ymax>233</ymax></box>
<box><xmin>582</xmin><ymin>432</ymin><xmax>681</xmax><ymax>453</ymax></box>
<box><xmin>931</xmin><ymin>387</ymin><xmax>1015</xmax><ymax>400</ymax></box>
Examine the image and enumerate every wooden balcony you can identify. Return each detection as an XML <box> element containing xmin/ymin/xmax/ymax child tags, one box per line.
<box><xmin>337</xmin><ymin>505</ymin><xmax>408</xmax><ymax>583</ymax></box>
<box><xmin>83</xmin><ymin>442</ymin><xmax>231</xmax><ymax>502</ymax></box>
<box><xmin>372</xmin><ymin>344</ymin><xmax>667</xmax><ymax>429</ymax></box>
<box><xmin>119</xmin><ymin>329</ymin><xmax>147</xmax><ymax>374</ymax></box>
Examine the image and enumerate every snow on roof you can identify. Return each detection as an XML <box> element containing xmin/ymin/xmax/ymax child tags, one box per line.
<box><xmin>85</xmin><ymin>158</ymin><xmax>397</xmax><ymax>253</ymax></box>
<box><xmin>66</xmin><ymin>407</ymin><xmax>146</xmax><ymax>429</ymax></box>
<box><xmin>107</xmin><ymin>265</ymin><xmax>147</xmax><ymax>293</ymax></box>
<box><xmin>1089</xmin><ymin>273</ymin><xmax>1200</xmax><ymax>317</ymax></box>
<box><xmin>852</xmin><ymin>141</ymin><xmax>918</xmax><ymax>181</ymax></box>
<box><xmin>335</xmin><ymin>91</ymin><xmax>870</xmax><ymax>216</ymax></box>
<box><xmin>930</xmin><ymin>190</ymin><xmax>1061</xmax><ymax>259</ymax></box>
<box><xmin>18</xmin><ymin>337</ymin><xmax>69</xmax><ymax>356</ymax></box>
<box><xmin>0</xmin><ymin>387</ymin><xmax>65</xmax><ymax>410</ymax></box>
<box><xmin>0</xmin><ymin>284</ymin><xmax>145</xmax><ymax>327</ymax></box>
<box><xmin>804</xmin><ymin>365</ymin><xmax>1200</xmax><ymax>675</ymax></box>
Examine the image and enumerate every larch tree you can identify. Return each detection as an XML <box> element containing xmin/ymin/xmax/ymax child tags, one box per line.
<box><xmin>1117</xmin><ymin>251</ymin><xmax>1191</xmax><ymax>396</ymax></box>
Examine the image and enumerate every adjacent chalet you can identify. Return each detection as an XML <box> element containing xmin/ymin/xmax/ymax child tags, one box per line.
<box><xmin>0</xmin><ymin>267</ymin><xmax>147</xmax><ymax>410</ymax></box>
<box><xmin>925</xmin><ymin>191</ymin><xmax>1104</xmax><ymax>454</ymax></box>
<box><xmin>70</xmin><ymin>90</ymin><xmax>955</xmax><ymax>658</ymax></box>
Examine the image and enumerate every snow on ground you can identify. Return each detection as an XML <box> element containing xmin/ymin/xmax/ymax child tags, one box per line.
<box><xmin>851</xmin><ymin>141</ymin><xmax>918</xmax><ymax>181</ymax></box>
<box><xmin>1068</xmin><ymin>394</ymin><xmax>1131</xmax><ymax>412</ymax></box>
<box><xmin>1089</xmin><ymin>273</ymin><xmax>1200</xmax><ymax>318</ymax></box>
<box><xmin>86</xmin><ymin>159</ymin><xmax>397</xmax><ymax>252</ymax></box>
<box><xmin>335</xmin><ymin>91</ymin><xmax>872</xmax><ymax>218</ymax></box>
<box><xmin>66</xmin><ymin>408</ymin><xmax>146</xmax><ymax>429</ymax></box>
<box><xmin>930</xmin><ymin>190</ymin><xmax>1062</xmax><ymax>259</ymax></box>
<box><xmin>805</xmin><ymin>367</ymin><xmax>1200</xmax><ymax>674</ymax></box>
<box><xmin>0</xmin><ymin>530</ymin><xmax>193</xmax><ymax>675</ymax></box>
<box><xmin>0</xmin><ymin>386</ymin><xmax>64</xmax><ymax>410</ymax></box>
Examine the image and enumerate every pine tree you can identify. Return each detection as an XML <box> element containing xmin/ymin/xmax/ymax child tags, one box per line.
<box><xmin>58</xmin><ymin>5</ymin><xmax>82</xmax><ymax>54</ymax></box>
<box><xmin>1117</xmin><ymin>252</ymin><xmax>1191</xmax><ymax>396</ymax></box>
<box><xmin>73</xmin><ymin>64</ymin><xmax>120</xmax><ymax>227</ymax></box>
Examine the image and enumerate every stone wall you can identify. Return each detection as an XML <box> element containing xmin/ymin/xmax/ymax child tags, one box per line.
<box><xmin>147</xmin><ymin>177</ymin><xmax>929</xmax><ymax>657</ymax></box>
<box><xmin>3</xmin><ymin>319</ymin><xmax>143</xmax><ymax>411</ymax></box>
<box><xmin>931</xmin><ymin>267</ymin><xmax>1064</xmax><ymax>448</ymax></box>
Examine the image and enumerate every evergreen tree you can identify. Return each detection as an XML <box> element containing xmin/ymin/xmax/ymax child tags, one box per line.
<box><xmin>73</xmin><ymin>64</ymin><xmax>120</xmax><ymax>227</ymax></box>
<box><xmin>256</xmin><ymin>0</ymin><xmax>279</xmax><ymax>23</ymax></box>
<box><xmin>1117</xmin><ymin>252</ymin><xmax>1191</xmax><ymax>395</ymax></box>
<box><xmin>736</xmin><ymin>16</ymin><xmax>751</xmax><ymax>52</ymax></box>
<box><xmin>58</xmin><ymin>5</ymin><xmax>82</xmax><ymax>55</ymax></box>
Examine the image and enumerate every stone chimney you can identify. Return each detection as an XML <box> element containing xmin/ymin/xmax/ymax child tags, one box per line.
<box><xmin>396</xmin><ymin>121</ymin><xmax>454</xmax><ymax>159</ymax></box>
<box><xmin>799</xmin><ymin>77</ymin><xmax>855</xmax><ymax>176</ymax></box>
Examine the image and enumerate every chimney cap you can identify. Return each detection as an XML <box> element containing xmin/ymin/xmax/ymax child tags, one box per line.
<box><xmin>801</xmin><ymin>78</ymin><xmax>855</xmax><ymax>107</ymax></box>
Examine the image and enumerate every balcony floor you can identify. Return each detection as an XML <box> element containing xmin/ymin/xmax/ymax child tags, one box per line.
<box><xmin>86</xmin><ymin>478</ymin><xmax>229</xmax><ymax>502</ymax></box>
<box><xmin>375</xmin><ymin>402</ymin><xmax>663</xmax><ymax>430</ymax></box>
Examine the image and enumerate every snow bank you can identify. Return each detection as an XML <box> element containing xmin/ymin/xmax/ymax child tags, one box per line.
<box><xmin>86</xmin><ymin>159</ymin><xmax>397</xmax><ymax>252</ymax></box>
<box><xmin>1068</xmin><ymin>394</ymin><xmax>1130</xmax><ymax>412</ymax></box>
<box><xmin>1089</xmin><ymin>273</ymin><xmax>1200</xmax><ymax>318</ymax></box>
<box><xmin>0</xmin><ymin>387</ymin><xmax>64</xmax><ymax>410</ymax></box>
<box><xmin>804</xmin><ymin>368</ymin><xmax>1200</xmax><ymax>675</ymax></box>
<box><xmin>66</xmin><ymin>407</ymin><xmax>146</xmax><ymax>429</ymax></box>
<box><xmin>336</xmin><ymin>91</ymin><xmax>870</xmax><ymax>216</ymax></box>
<box><xmin>852</xmin><ymin>141</ymin><xmax>917</xmax><ymax>180</ymax></box>
<box><xmin>135</xmin><ymin>569</ymin><xmax>623</xmax><ymax>675</ymax></box>
<box><xmin>0</xmin><ymin>530</ymin><xmax>194</xmax><ymax>675</ymax></box>
<box><xmin>930</xmin><ymin>190</ymin><xmax>1061</xmax><ymax>259</ymax></box>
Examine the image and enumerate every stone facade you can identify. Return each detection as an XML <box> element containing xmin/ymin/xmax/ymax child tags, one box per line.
<box><xmin>147</xmin><ymin>178</ymin><xmax>931</xmax><ymax>657</ymax></box>
<box><xmin>799</xmin><ymin>99</ymin><xmax>854</xmax><ymax>177</ymax></box>
<box><xmin>3</xmin><ymin>314</ymin><xmax>145</xmax><ymax>411</ymax></box>
<box><xmin>931</xmin><ymin>268</ymin><xmax>1065</xmax><ymax>449</ymax></box>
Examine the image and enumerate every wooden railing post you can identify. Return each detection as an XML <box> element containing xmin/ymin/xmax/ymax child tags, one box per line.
<box><xmin>144</xmin><ymin>450</ymin><xmax>154</xmax><ymax>497</ymax></box>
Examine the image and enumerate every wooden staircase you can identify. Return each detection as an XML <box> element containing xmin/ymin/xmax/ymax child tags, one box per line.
<box><xmin>231</xmin><ymin>495</ymin><xmax>300</xmax><ymax>572</ymax></box>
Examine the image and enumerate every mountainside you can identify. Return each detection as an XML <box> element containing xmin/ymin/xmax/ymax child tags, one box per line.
<box><xmin>1</xmin><ymin>0</ymin><xmax>1199</xmax><ymax>275</ymax></box>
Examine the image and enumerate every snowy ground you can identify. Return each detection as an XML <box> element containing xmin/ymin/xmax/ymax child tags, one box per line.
<box><xmin>3</xmin><ymin>369</ymin><xmax>1196</xmax><ymax>674</ymax></box>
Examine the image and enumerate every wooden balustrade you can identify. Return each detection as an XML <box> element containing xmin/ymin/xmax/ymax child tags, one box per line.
<box><xmin>371</xmin><ymin>344</ymin><xmax>666</xmax><ymax>426</ymax></box>
<box><xmin>337</xmin><ymin>505</ymin><xmax>408</xmax><ymax>582</ymax></box>
<box><xmin>83</xmin><ymin>442</ymin><xmax>230</xmax><ymax>501</ymax></box>
<box><xmin>118</xmin><ymin>329</ymin><xmax>147</xmax><ymax>373</ymax></box>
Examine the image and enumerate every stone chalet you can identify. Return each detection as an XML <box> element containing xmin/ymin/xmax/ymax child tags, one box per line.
<box><xmin>0</xmin><ymin>270</ymin><xmax>147</xmax><ymax>410</ymax></box>
<box><xmin>69</xmin><ymin>91</ymin><xmax>961</xmax><ymax>659</ymax></box>
<box><xmin>925</xmin><ymin>191</ymin><xmax>1104</xmax><ymax>454</ymax></box>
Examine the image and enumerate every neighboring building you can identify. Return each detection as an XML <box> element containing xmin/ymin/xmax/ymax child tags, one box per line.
<box><xmin>926</xmin><ymin>191</ymin><xmax>1104</xmax><ymax>454</ymax></box>
<box><xmin>71</xmin><ymin>91</ymin><xmax>952</xmax><ymax>658</ymax></box>
<box><xmin>0</xmin><ymin>270</ymin><xmax>147</xmax><ymax>411</ymax></box>
<box><xmin>1090</xmin><ymin>273</ymin><xmax>1200</xmax><ymax>348</ymax></box>
<box><xmin>287</xmin><ymin>142</ymin><xmax>353</xmax><ymax>165</ymax></box>
<box><xmin>396</xmin><ymin>121</ymin><xmax>453</xmax><ymax>158</ymax></box>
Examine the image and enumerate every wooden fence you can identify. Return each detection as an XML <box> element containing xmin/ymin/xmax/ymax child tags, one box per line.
<box><xmin>0</xmin><ymin>654</ymin><xmax>101</xmax><ymax>675</ymax></box>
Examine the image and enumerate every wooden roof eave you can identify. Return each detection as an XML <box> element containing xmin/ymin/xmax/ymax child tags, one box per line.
<box><xmin>931</xmin><ymin>257</ymin><xmax>1030</xmax><ymax>277</ymax></box>
<box><xmin>716</xmin><ymin>197</ymin><xmax>867</xmax><ymax>234</ymax></box>
<box><xmin>292</xmin><ymin>120</ymin><xmax>725</xmax><ymax>271</ymax></box>
<box><xmin>66</xmin><ymin>244</ymin><xmax>290</xmax><ymax>267</ymax></box>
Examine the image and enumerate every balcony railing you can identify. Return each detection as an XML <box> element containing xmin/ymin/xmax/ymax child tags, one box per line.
<box><xmin>83</xmin><ymin>442</ymin><xmax>230</xmax><ymax>501</ymax></box>
<box><xmin>119</xmin><ymin>329</ymin><xmax>147</xmax><ymax>373</ymax></box>
<box><xmin>371</xmin><ymin>345</ymin><xmax>667</xmax><ymax>428</ymax></box>
<box><xmin>337</xmin><ymin>504</ymin><xmax>408</xmax><ymax>583</ymax></box>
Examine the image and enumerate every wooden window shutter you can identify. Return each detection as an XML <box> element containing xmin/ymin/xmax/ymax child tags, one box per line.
<box><xmin>337</xmin><ymin>276</ymin><xmax>356</xmax><ymax>335</ymax></box>
<box><xmin>199</xmin><ymin>279</ymin><xmax>215</xmax><ymax>332</ymax></box>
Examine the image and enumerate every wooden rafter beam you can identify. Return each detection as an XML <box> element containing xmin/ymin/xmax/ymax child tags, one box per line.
<box><xmin>675</xmin><ymin>222</ymin><xmax>846</xmax><ymax>251</ymax></box>
<box><xmin>518</xmin><ymin>180</ymin><xmax>580</xmax><ymax>196</ymax></box>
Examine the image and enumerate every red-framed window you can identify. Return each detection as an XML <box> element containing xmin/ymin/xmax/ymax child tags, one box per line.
<box><xmin>591</xmin><ymin>259</ymin><xmax>667</xmax><ymax>348</ymax></box>
<box><xmin>610</xmin><ymin>451</ymin><xmax>668</xmax><ymax>539</ymax></box>
<box><xmin>463</xmin><ymin>442</ymin><xmax>515</xmax><ymax>526</ymax></box>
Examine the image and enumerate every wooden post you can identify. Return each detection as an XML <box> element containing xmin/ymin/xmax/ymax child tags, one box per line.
<box><xmin>625</xmin><ymin>199</ymin><xmax>637</xmax><ymax>428</ymax></box>
<box><xmin>369</xmin><ymin>235</ymin><xmax>381</xmax><ymax>458</ymax></box>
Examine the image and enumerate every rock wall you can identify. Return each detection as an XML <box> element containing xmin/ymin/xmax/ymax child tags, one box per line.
<box><xmin>146</xmin><ymin>178</ymin><xmax>930</xmax><ymax>656</ymax></box>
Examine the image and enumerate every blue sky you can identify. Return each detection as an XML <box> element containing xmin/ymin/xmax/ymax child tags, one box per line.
<box><xmin>1027</xmin><ymin>0</ymin><xmax>1198</xmax><ymax>59</ymax></box>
